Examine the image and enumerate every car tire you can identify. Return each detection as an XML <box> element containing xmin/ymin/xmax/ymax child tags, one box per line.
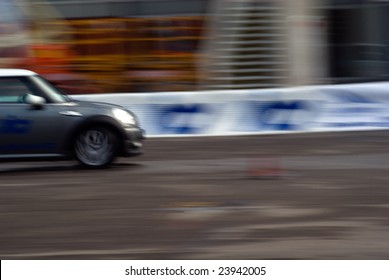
<box><xmin>74</xmin><ymin>126</ymin><xmax>118</xmax><ymax>168</ymax></box>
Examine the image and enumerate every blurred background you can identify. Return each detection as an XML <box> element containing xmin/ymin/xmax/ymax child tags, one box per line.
<box><xmin>2</xmin><ymin>1</ymin><xmax>389</xmax><ymax>261</ymax></box>
<box><xmin>1</xmin><ymin>0</ymin><xmax>389</xmax><ymax>94</ymax></box>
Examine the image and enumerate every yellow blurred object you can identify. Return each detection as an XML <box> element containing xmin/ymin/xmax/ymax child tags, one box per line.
<box><xmin>66</xmin><ymin>16</ymin><xmax>206</xmax><ymax>92</ymax></box>
<box><xmin>0</xmin><ymin>0</ymin><xmax>207</xmax><ymax>93</ymax></box>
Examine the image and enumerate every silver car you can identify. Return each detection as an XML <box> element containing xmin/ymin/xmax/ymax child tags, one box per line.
<box><xmin>0</xmin><ymin>69</ymin><xmax>144</xmax><ymax>167</ymax></box>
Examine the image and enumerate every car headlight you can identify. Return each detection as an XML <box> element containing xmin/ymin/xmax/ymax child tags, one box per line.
<box><xmin>112</xmin><ymin>108</ymin><xmax>136</xmax><ymax>126</ymax></box>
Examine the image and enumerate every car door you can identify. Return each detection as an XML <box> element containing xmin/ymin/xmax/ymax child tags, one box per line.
<box><xmin>0</xmin><ymin>77</ymin><xmax>67</xmax><ymax>156</ymax></box>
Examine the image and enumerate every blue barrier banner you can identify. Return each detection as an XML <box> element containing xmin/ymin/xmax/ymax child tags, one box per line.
<box><xmin>73</xmin><ymin>83</ymin><xmax>389</xmax><ymax>136</ymax></box>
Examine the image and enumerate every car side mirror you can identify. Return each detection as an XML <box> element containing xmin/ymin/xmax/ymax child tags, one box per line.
<box><xmin>25</xmin><ymin>94</ymin><xmax>46</xmax><ymax>109</ymax></box>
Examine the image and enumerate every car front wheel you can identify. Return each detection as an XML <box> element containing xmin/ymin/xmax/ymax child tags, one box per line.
<box><xmin>74</xmin><ymin>126</ymin><xmax>118</xmax><ymax>167</ymax></box>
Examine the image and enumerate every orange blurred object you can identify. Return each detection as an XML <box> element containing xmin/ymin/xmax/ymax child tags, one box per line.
<box><xmin>24</xmin><ymin>44</ymin><xmax>74</xmax><ymax>75</ymax></box>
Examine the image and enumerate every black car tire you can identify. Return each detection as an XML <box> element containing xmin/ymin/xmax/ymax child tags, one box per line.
<box><xmin>74</xmin><ymin>126</ymin><xmax>118</xmax><ymax>167</ymax></box>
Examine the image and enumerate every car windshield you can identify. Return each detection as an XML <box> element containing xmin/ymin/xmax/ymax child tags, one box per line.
<box><xmin>30</xmin><ymin>75</ymin><xmax>72</xmax><ymax>103</ymax></box>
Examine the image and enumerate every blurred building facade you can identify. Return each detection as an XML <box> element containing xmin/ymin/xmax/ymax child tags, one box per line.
<box><xmin>1</xmin><ymin>0</ymin><xmax>389</xmax><ymax>93</ymax></box>
<box><xmin>200</xmin><ymin>0</ymin><xmax>389</xmax><ymax>89</ymax></box>
<box><xmin>327</xmin><ymin>0</ymin><xmax>389</xmax><ymax>83</ymax></box>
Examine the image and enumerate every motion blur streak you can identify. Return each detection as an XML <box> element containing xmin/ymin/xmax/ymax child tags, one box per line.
<box><xmin>1</xmin><ymin>130</ymin><xmax>389</xmax><ymax>259</ymax></box>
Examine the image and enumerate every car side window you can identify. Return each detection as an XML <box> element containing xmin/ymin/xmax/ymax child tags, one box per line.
<box><xmin>0</xmin><ymin>77</ymin><xmax>32</xmax><ymax>104</ymax></box>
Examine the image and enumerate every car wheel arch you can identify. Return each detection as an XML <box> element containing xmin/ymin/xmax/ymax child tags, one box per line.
<box><xmin>63</xmin><ymin>116</ymin><xmax>125</xmax><ymax>155</ymax></box>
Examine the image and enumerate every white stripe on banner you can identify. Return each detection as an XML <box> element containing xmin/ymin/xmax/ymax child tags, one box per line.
<box><xmin>72</xmin><ymin>82</ymin><xmax>389</xmax><ymax>137</ymax></box>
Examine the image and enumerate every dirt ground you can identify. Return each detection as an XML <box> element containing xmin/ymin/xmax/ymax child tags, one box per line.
<box><xmin>1</xmin><ymin>130</ymin><xmax>389</xmax><ymax>259</ymax></box>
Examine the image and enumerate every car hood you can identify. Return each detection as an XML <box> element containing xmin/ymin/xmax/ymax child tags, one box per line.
<box><xmin>67</xmin><ymin>99</ymin><xmax>127</xmax><ymax>111</ymax></box>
